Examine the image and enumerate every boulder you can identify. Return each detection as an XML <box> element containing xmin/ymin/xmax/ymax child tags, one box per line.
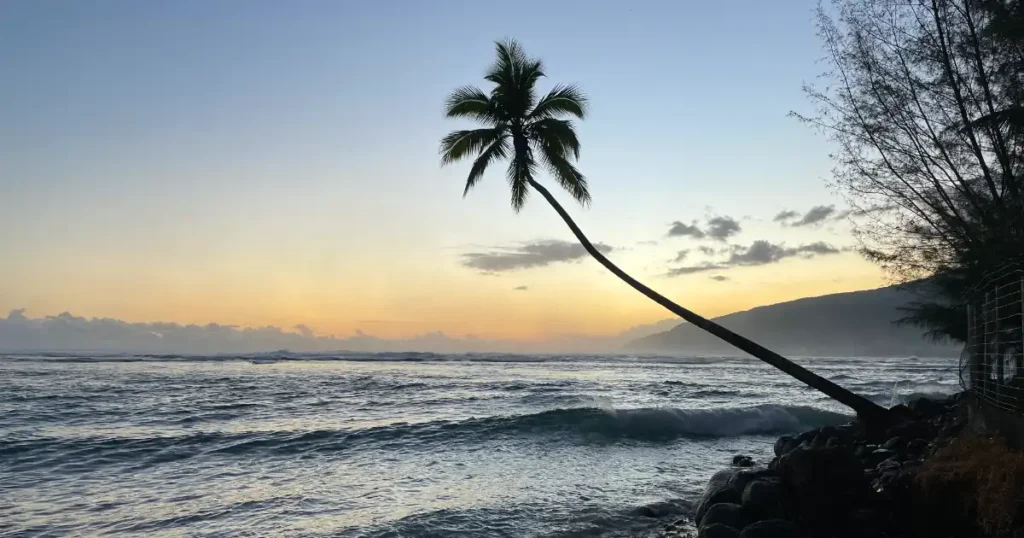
<box><xmin>698</xmin><ymin>523</ymin><xmax>741</xmax><ymax>538</ymax></box>
<box><xmin>774</xmin><ymin>436</ymin><xmax>798</xmax><ymax>457</ymax></box>
<box><xmin>695</xmin><ymin>470</ymin><xmax>743</xmax><ymax>525</ymax></box>
<box><xmin>908</xmin><ymin>396</ymin><xmax>945</xmax><ymax>417</ymax></box>
<box><xmin>740</xmin><ymin>519</ymin><xmax>800</xmax><ymax>538</ymax></box>
<box><xmin>742</xmin><ymin>478</ymin><xmax>788</xmax><ymax>520</ymax></box>
<box><xmin>733</xmin><ymin>455</ymin><xmax>755</xmax><ymax>467</ymax></box>
<box><xmin>881</xmin><ymin>436</ymin><xmax>907</xmax><ymax>451</ymax></box>
<box><xmin>866</xmin><ymin>448</ymin><xmax>897</xmax><ymax>467</ymax></box>
<box><xmin>905</xmin><ymin>438</ymin><xmax>929</xmax><ymax>456</ymax></box>
<box><xmin>776</xmin><ymin>446</ymin><xmax>867</xmax><ymax>531</ymax></box>
<box><xmin>702</xmin><ymin>503</ymin><xmax>748</xmax><ymax>531</ymax></box>
<box><xmin>777</xmin><ymin>447</ymin><xmax>864</xmax><ymax>493</ymax></box>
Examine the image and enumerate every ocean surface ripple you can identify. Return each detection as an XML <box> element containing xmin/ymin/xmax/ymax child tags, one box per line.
<box><xmin>0</xmin><ymin>353</ymin><xmax>957</xmax><ymax>537</ymax></box>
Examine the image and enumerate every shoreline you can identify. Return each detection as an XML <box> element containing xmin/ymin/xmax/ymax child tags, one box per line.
<box><xmin>652</xmin><ymin>393</ymin><xmax>970</xmax><ymax>538</ymax></box>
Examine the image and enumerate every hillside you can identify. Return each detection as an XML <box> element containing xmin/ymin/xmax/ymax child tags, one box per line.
<box><xmin>625</xmin><ymin>284</ymin><xmax>962</xmax><ymax>357</ymax></box>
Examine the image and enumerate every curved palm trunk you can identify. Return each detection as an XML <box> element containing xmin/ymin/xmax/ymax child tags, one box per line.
<box><xmin>528</xmin><ymin>178</ymin><xmax>888</xmax><ymax>423</ymax></box>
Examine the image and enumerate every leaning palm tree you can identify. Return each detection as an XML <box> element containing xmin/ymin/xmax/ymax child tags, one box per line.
<box><xmin>441</xmin><ymin>39</ymin><xmax>887</xmax><ymax>423</ymax></box>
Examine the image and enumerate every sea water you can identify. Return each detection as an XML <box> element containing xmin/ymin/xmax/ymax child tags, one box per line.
<box><xmin>0</xmin><ymin>353</ymin><xmax>957</xmax><ymax>537</ymax></box>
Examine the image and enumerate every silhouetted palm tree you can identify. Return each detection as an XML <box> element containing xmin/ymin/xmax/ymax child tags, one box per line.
<box><xmin>441</xmin><ymin>39</ymin><xmax>886</xmax><ymax>423</ymax></box>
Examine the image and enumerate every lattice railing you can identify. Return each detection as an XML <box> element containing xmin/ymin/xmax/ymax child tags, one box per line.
<box><xmin>962</xmin><ymin>264</ymin><xmax>1024</xmax><ymax>416</ymax></box>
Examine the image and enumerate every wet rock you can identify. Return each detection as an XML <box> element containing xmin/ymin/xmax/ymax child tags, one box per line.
<box><xmin>695</xmin><ymin>470</ymin><xmax>743</xmax><ymax>525</ymax></box>
<box><xmin>825</xmin><ymin>436</ymin><xmax>844</xmax><ymax>448</ymax></box>
<box><xmin>777</xmin><ymin>447</ymin><xmax>864</xmax><ymax>493</ymax></box>
<box><xmin>908</xmin><ymin>396</ymin><xmax>944</xmax><ymax>416</ymax></box>
<box><xmin>905</xmin><ymin>438</ymin><xmax>929</xmax><ymax>456</ymax></box>
<box><xmin>698</xmin><ymin>523</ymin><xmax>741</xmax><ymax>538</ymax></box>
<box><xmin>882</xmin><ymin>436</ymin><xmax>907</xmax><ymax>451</ymax></box>
<box><xmin>774</xmin><ymin>436</ymin><xmax>797</xmax><ymax>457</ymax></box>
<box><xmin>742</xmin><ymin>477</ymin><xmax>788</xmax><ymax>520</ymax></box>
<box><xmin>740</xmin><ymin>519</ymin><xmax>800</xmax><ymax>538</ymax></box>
<box><xmin>702</xmin><ymin>503</ymin><xmax>748</xmax><ymax>531</ymax></box>
<box><xmin>866</xmin><ymin>448</ymin><xmax>897</xmax><ymax>466</ymax></box>
<box><xmin>733</xmin><ymin>455</ymin><xmax>755</xmax><ymax>467</ymax></box>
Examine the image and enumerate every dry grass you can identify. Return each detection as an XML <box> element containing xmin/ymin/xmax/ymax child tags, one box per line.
<box><xmin>915</xmin><ymin>436</ymin><xmax>1024</xmax><ymax>536</ymax></box>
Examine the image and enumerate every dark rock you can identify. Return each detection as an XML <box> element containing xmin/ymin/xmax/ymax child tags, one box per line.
<box><xmin>905</xmin><ymin>438</ymin><xmax>929</xmax><ymax>455</ymax></box>
<box><xmin>740</xmin><ymin>519</ymin><xmax>800</xmax><ymax>538</ymax></box>
<box><xmin>882</xmin><ymin>436</ymin><xmax>907</xmax><ymax>451</ymax></box>
<box><xmin>742</xmin><ymin>478</ymin><xmax>788</xmax><ymax>520</ymax></box>
<box><xmin>796</xmin><ymin>430</ymin><xmax>817</xmax><ymax>445</ymax></box>
<box><xmin>885</xmin><ymin>420</ymin><xmax>933</xmax><ymax>441</ymax></box>
<box><xmin>777</xmin><ymin>447</ymin><xmax>863</xmax><ymax>491</ymax></box>
<box><xmin>825</xmin><ymin>436</ymin><xmax>844</xmax><ymax>448</ymax></box>
<box><xmin>698</xmin><ymin>523</ymin><xmax>741</xmax><ymax>538</ymax></box>
<box><xmin>776</xmin><ymin>446</ymin><xmax>867</xmax><ymax>531</ymax></box>
<box><xmin>908</xmin><ymin>396</ymin><xmax>944</xmax><ymax>416</ymax></box>
<box><xmin>733</xmin><ymin>455</ymin><xmax>755</xmax><ymax>467</ymax></box>
<box><xmin>702</xmin><ymin>503</ymin><xmax>748</xmax><ymax>531</ymax></box>
<box><xmin>866</xmin><ymin>448</ymin><xmax>897</xmax><ymax>466</ymax></box>
<box><xmin>696</xmin><ymin>470</ymin><xmax>743</xmax><ymax>525</ymax></box>
<box><xmin>727</xmin><ymin>468</ymin><xmax>777</xmax><ymax>493</ymax></box>
<box><xmin>774</xmin><ymin>436</ymin><xmax>797</xmax><ymax>457</ymax></box>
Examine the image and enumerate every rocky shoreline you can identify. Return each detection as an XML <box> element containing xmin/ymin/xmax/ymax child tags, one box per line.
<box><xmin>652</xmin><ymin>394</ymin><xmax>968</xmax><ymax>538</ymax></box>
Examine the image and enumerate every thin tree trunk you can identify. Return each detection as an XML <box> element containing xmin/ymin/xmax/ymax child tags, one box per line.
<box><xmin>528</xmin><ymin>178</ymin><xmax>888</xmax><ymax>423</ymax></box>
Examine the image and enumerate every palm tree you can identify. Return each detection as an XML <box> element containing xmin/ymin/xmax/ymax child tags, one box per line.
<box><xmin>441</xmin><ymin>39</ymin><xmax>887</xmax><ymax>423</ymax></box>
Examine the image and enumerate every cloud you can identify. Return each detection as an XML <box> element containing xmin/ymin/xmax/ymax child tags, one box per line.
<box><xmin>673</xmin><ymin>249</ymin><xmax>690</xmax><ymax>263</ymax></box>
<box><xmin>666</xmin><ymin>262</ymin><xmax>728</xmax><ymax>276</ymax></box>
<box><xmin>667</xmin><ymin>221</ymin><xmax>705</xmax><ymax>239</ymax></box>
<box><xmin>668</xmin><ymin>216</ymin><xmax>741</xmax><ymax>241</ymax></box>
<box><xmin>513</xmin><ymin>285</ymin><xmax>528</xmax><ymax>291</ymax></box>
<box><xmin>706</xmin><ymin>216</ymin><xmax>741</xmax><ymax>241</ymax></box>
<box><xmin>636</xmin><ymin>240</ymin><xmax>659</xmax><ymax>246</ymax></box>
<box><xmin>709</xmin><ymin>275</ymin><xmax>729</xmax><ymax>282</ymax></box>
<box><xmin>461</xmin><ymin>240</ymin><xmax>612</xmax><ymax>272</ymax></box>
<box><xmin>0</xmin><ymin>309</ymin><xmax>675</xmax><ymax>355</ymax></box>
<box><xmin>728</xmin><ymin>240</ymin><xmax>841</xmax><ymax>265</ymax></box>
<box><xmin>696</xmin><ymin>246</ymin><xmax>717</xmax><ymax>256</ymax></box>
<box><xmin>777</xmin><ymin>205</ymin><xmax>838</xmax><ymax>227</ymax></box>
<box><xmin>773</xmin><ymin>210</ymin><xmax>800</xmax><ymax>222</ymax></box>
<box><xmin>666</xmin><ymin>240</ymin><xmax>842</xmax><ymax>276</ymax></box>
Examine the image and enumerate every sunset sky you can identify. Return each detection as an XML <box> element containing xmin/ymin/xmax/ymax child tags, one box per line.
<box><xmin>0</xmin><ymin>1</ymin><xmax>887</xmax><ymax>343</ymax></box>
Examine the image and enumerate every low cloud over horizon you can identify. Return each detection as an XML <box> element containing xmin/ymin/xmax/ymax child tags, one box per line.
<box><xmin>0</xmin><ymin>309</ymin><xmax>678</xmax><ymax>355</ymax></box>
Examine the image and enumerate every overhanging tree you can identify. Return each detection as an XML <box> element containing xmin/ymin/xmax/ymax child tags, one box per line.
<box><xmin>441</xmin><ymin>39</ymin><xmax>887</xmax><ymax>422</ymax></box>
<box><xmin>795</xmin><ymin>0</ymin><xmax>1024</xmax><ymax>342</ymax></box>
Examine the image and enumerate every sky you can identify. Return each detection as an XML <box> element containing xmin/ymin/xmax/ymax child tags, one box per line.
<box><xmin>0</xmin><ymin>1</ymin><xmax>888</xmax><ymax>348</ymax></box>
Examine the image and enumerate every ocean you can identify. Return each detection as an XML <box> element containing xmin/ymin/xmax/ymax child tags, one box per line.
<box><xmin>1</xmin><ymin>353</ymin><xmax>958</xmax><ymax>537</ymax></box>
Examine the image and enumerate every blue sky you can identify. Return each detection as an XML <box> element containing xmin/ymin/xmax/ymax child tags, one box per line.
<box><xmin>0</xmin><ymin>1</ymin><xmax>884</xmax><ymax>341</ymax></box>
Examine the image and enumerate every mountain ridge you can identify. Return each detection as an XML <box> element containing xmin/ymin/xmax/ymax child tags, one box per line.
<box><xmin>625</xmin><ymin>284</ymin><xmax>961</xmax><ymax>357</ymax></box>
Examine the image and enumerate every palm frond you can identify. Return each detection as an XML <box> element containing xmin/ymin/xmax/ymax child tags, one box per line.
<box><xmin>506</xmin><ymin>151</ymin><xmax>537</xmax><ymax>212</ymax></box>
<box><xmin>464</xmin><ymin>136</ymin><xmax>510</xmax><ymax>196</ymax></box>
<box><xmin>444</xmin><ymin>86</ymin><xmax>499</xmax><ymax>123</ymax></box>
<box><xmin>538</xmin><ymin>143</ymin><xmax>591</xmax><ymax>206</ymax></box>
<box><xmin>486</xmin><ymin>39</ymin><xmax>544</xmax><ymax>118</ymax></box>
<box><xmin>530</xmin><ymin>84</ymin><xmax>587</xmax><ymax>120</ymax></box>
<box><xmin>967</xmin><ymin>106</ymin><xmax>1024</xmax><ymax>135</ymax></box>
<box><xmin>530</xmin><ymin>118</ymin><xmax>581</xmax><ymax>159</ymax></box>
<box><xmin>440</xmin><ymin>128</ymin><xmax>506</xmax><ymax>165</ymax></box>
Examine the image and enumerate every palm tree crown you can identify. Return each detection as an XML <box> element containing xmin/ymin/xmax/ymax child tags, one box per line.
<box><xmin>440</xmin><ymin>39</ymin><xmax>590</xmax><ymax>211</ymax></box>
